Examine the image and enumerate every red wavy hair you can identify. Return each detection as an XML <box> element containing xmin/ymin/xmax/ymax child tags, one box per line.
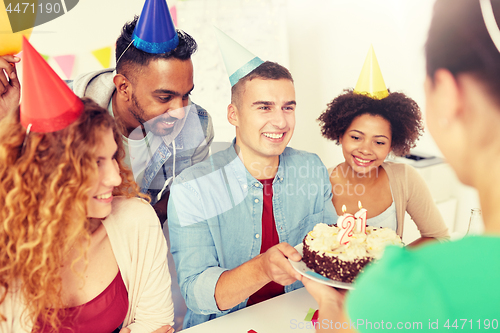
<box><xmin>0</xmin><ymin>98</ymin><xmax>148</xmax><ymax>330</ymax></box>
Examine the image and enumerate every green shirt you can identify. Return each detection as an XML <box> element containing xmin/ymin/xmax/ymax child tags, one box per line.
<box><xmin>346</xmin><ymin>236</ymin><xmax>500</xmax><ymax>332</ymax></box>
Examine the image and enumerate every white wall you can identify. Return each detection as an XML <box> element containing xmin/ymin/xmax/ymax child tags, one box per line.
<box><xmin>25</xmin><ymin>0</ymin><xmax>482</xmax><ymax>233</ymax></box>
<box><xmin>286</xmin><ymin>0</ymin><xmax>439</xmax><ymax>166</ymax></box>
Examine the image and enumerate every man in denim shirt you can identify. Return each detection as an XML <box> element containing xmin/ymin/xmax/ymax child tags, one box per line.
<box><xmin>168</xmin><ymin>61</ymin><xmax>336</xmax><ymax>328</ymax></box>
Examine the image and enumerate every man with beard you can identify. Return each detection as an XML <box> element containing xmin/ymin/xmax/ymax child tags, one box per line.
<box><xmin>71</xmin><ymin>8</ymin><xmax>213</xmax><ymax>225</ymax></box>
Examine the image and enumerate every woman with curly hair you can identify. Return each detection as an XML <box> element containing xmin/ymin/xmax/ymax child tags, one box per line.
<box><xmin>318</xmin><ymin>86</ymin><xmax>449</xmax><ymax>245</ymax></box>
<box><xmin>0</xmin><ymin>41</ymin><xmax>174</xmax><ymax>333</ymax></box>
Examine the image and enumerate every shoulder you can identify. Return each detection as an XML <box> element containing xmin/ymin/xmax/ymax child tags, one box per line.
<box><xmin>384</xmin><ymin>161</ymin><xmax>422</xmax><ymax>175</ymax></box>
<box><xmin>191</xmin><ymin>102</ymin><xmax>210</xmax><ymax>119</ymax></box>
<box><xmin>382</xmin><ymin>161</ymin><xmax>423</xmax><ymax>185</ymax></box>
<box><xmin>184</xmin><ymin>103</ymin><xmax>213</xmax><ymax>137</ymax></box>
<box><xmin>381</xmin><ymin>161</ymin><xmax>409</xmax><ymax>174</ymax></box>
<box><xmin>72</xmin><ymin>69</ymin><xmax>115</xmax><ymax>94</ymax></box>
<box><xmin>189</xmin><ymin>103</ymin><xmax>212</xmax><ymax>128</ymax></box>
<box><xmin>414</xmin><ymin>235</ymin><xmax>500</xmax><ymax>263</ymax></box>
<box><xmin>72</xmin><ymin>69</ymin><xmax>116</xmax><ymax>108</ymax></box>
<box><xmin>104</xmin><ymin>197</ymin><xmax>163</xmax><ymax>257</ymax></box>
<box><xmin>106</xmin><ymin>197</ymin><xmax>157</xmax><ymax>229</ymax></box>
<box><xmin>346</xmin><ymin>245</ymin><xmax>442</xmax><ymax>322</ymax></box>
<box><xmin>281</xmin><ymin>147</ymin><xmax>325</xmax><ymax>167</ymax></box>
<box><xmin>172</xmin><ymin>148</ymin><xmax>234</xmax><ymax>186</ymax></box>
<box><xmin>111</xmin><ymin>196</ymin><xmax>153</xmax><ymax>212</ymax></box>
<box><xmin>327</xmin><ymin>163</ymin><xmax>346</xmax><ymax>184</ymax></box>
<box><xmin>348</xmin><ymin>237</ymin><xmax>500</xmax><ymax>321</ymax></box>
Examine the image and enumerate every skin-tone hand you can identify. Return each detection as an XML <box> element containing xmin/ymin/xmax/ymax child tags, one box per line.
<box><xmin>215</xmin><ymin>242</ymin><xmax>302</xmax><ymax>311</ymax></box>
<box><xmin>302</xmin><ymin>276</ymin><xmax>346</xmax><ymax>306</ymax></box>
<box><xmin>119</xmin><ymin>325</ymin><xmax>174</xmax><ymax>333</ymax></box>
<box><xmin>260</xmin><ymin>242</ymin><xmax>302</xmax><ymax>285</ymax></box>
<box><xmin>408</xmin><ymin>236</ymin><xmax>436</xmax><ymax>247</ymax></box>
<box><xmin>302</xmin><ymin>277</ymin><xmax>354</xmax><ymax>332</ymax></box>
<box><xmin>0</xmin><ymin>55</ymin><xmax>21</xmax><ymax>119</ymax></box>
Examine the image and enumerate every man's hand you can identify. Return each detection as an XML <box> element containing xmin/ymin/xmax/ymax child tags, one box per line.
<box><xmin>0</xmin><ymin>55</ymin><xmax>20</xmax><ymax>119</ymax></box>
<box><xmin>259</xmin><ymin>242</ymin><xmax>302</xmax><ymax>286</ymax></box>
<box><xmin>215</xmin><ymin>242</ymin><xmax>302</xmax><ymax>310</ymax></box>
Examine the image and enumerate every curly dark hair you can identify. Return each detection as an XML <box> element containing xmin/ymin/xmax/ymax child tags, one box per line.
<box><xmin>318</xmin><ymin>89</ymin><xmax>424</xmax><ymax>156</ymax></box>
<box><xmin>115</xmin><ymin>16</ymin><xmax>197</xmax><ymax>77</ymax></box>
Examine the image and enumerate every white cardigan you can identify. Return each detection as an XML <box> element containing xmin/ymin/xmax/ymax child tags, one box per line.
<box><xmin>0</xmin><ymin>197</ymin><xmax>174</xmax><ymax>332</ymax></box>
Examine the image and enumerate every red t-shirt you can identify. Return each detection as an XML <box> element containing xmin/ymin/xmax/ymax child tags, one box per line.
<box><xmin>34</xmin><ymin>271</ymin><xmax>128</xmax><ymax>333</ymax></box>
<box><xmin>247</xmin><ymin>178</ymin><xmax>284</xmax><ymax>306</ymax></box>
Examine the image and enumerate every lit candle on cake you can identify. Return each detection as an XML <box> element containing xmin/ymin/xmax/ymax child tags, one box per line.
<box><xmin>355</xmin><ymin>201</ymin><xmax>367</xmax><ymax>234</ymax></box>
<box><xmin>337</xmin><ymin>205</ymin><xmax>356</xmax><ymax>245</ymax></box>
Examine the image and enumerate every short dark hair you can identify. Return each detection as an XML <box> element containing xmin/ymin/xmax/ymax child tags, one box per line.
<box><xmin>426</xmin><ymin>0</ymin><xmax>500</xmax><ymax>105</ymax></box>
<box><xmin>115</xmin><ymin>16</ymin><xmax>197</xmax><ymax>77</ymax></box>
<box><xmin>231</xmin><ymin>61</ymin><xmax>294</xmax><ymax>106</ymax></box>
<box><xmin>318</xmin><ymin>90</ymin><xmax>423</xmax><ymax>156</ymax></box>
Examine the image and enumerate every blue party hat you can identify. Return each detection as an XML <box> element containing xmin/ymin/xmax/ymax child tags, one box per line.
<box><xmin>132</xmin><ymin>0</ymin><xmax>179</xmax><ymax>54</ymax></box>
<box><xmin>214</xmin><ymin>27</ymin><xmax>264</xmax><ymax>87</ymax></box>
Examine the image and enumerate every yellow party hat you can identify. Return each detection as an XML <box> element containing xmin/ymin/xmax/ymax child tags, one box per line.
<box><xmin>353</xmin><ymin>45</ymin><xmax>389</xmax><ymax>99</ymax></box>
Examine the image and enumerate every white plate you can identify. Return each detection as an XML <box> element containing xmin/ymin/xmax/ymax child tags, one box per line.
<box><xmin>290</xmin><ymin>243</ymin><xmax>354</xmax><ymax>290</ymax></box>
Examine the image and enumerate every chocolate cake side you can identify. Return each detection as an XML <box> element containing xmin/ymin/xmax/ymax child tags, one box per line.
<box><xmin>302</xmin><ymin>238</ymin><xmax>372</xmax><ymax>283</ymax></box>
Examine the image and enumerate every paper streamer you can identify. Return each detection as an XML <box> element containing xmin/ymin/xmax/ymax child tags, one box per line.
<box><xmin>304</xmin><ymin>307</ymin><xmax>316</xmax><ymax>321</ymax></box>
<box><xmin>171</xmin><ymin>5</ymin><xmax>178</xmax><ymax>27</ymax></box>
<box><xmin>312</xmin><ymin>309</ymin><xmax>319</xmax><ymax>326</ymax></box>
<box><xmin>92</xmin><ymin>46</ymin><xmax>112</xmax><ymax>68</ymax></box>
<box><xmin>247</xmin><ymin>330</ymin><xmax>258</xmax><ymax>333</ymax></box>
<box><xmin>53</xmin><ymin>54</ymin><xmax>75</xmax><ymax>79</ymax></box>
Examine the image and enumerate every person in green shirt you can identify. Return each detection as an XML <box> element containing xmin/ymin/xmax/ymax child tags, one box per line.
<box><xmin>302</xmin><ymin>0</ymin><xmax>500</xmax><ymax>331</ymax></box>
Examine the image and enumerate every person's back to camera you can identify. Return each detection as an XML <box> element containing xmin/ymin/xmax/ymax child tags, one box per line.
<box><xmin>303</xmin><ymin>0</ymin><xmax>500</xmax><ymax>331</ymax></box>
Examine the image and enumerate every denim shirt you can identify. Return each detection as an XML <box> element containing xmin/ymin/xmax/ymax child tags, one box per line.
<box><xmin>168</xmin><ymin>141</ymin><xmax>337</xmax><ymax>328</ymax></box>
<box><xmin>143</xmin><ymin>103</ymin><xmax>213</xmax><ymax>204</ymax></box>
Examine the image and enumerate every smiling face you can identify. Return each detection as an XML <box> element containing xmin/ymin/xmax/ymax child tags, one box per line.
<box><xmin>122</xmin><ymin>58</ymin><xmax>194</xmax><ymax>136</ymax></box>
<box><xmin>229</xmin><ymin>78</ymin><xmax>296</xmax><ymax>165</ymax></box>
<box><xmin>340</xmin><ymin>113</ymin><xmax>392</xmax><ymax>174</ymax></box>
<box><xmin>87</xmin><ymin>128</ymin><xmax>122</xmax><ymax>219</ymax></box>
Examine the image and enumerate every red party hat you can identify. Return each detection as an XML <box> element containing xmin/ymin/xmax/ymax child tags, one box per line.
<box><xmin>21</xmin><ymin>37</ymin><xmax>83</xmax><ymax>133</ymax></box>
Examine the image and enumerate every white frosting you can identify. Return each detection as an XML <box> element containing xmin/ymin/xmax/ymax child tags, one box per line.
<box><xmin>305</xmin><ymin>223</ymin><xmax>402</xmax><ymax>261</ymax></box>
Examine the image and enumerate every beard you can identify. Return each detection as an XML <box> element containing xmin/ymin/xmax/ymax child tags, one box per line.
<box><xmin>129</xmin><ymin>93</ymin><xmax>177</xmax><ymax>137</ymax></box>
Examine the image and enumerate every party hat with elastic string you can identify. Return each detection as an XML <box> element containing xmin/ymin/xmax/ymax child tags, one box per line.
<box><xmin>132</xmin><ymin>0</ymin><xmax>179</xmax><ymax>54</ymax></box>
<box><xmin>353</xmin><ymin>45</ymin><xmax>389</xmax><ymax>99</ymax></box>
<box><xmin>214</xmin><ymin>27</ymin><xmax>264</xmax><ymax>87</ymax></box>
<box><xmin>21</xmin><ymin>37</ymin><xmax>83</xmax><ymax>133</ymax></box>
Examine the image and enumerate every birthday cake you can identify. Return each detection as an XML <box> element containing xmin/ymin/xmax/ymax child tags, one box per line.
<box><xmin>302</xmin><ymin>223</ymin><xmax>402</xmax><ymax>283</ymax></box>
